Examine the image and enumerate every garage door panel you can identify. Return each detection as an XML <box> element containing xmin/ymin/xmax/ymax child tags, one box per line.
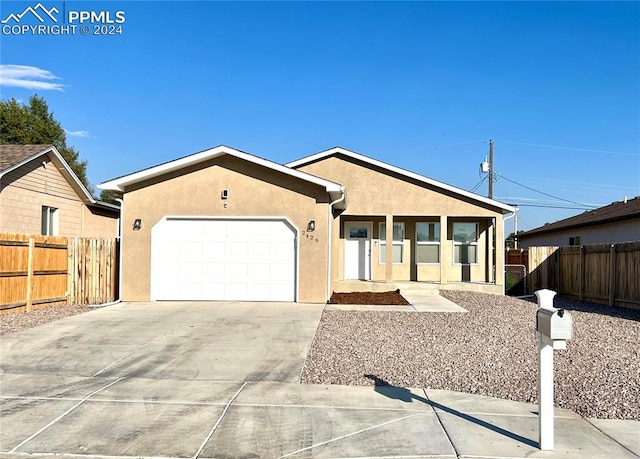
<box><xmin>182</xmin><ymin>262</ymin><xmax>203</xmax><ymax>277</ymax></box>
<box><xmin>228</xmin><ymin>263</ymin><xmax>248</xmax><ymax>278</ymax></box>
<box><xmin>230</xmin><ymin>242</ymin><xmax>249</xmax><ymax>256</ymax></box>
<box><xmin>205</xmin><ymin>242</ymin><xmax>226</xmax><ymax>256</ymax></box>
<box><xmin>273</xmin><ymin>263</ymin><xmax>295</xmax><ymax>280</ymax></box>
<box><xmin>251</xmin><ymin>242</ymin><xmax>272</xmax><ymax>257</ymax></box>
<box><xmin>270</xmin><ymin>283</ymin><xmax>293</xmax><ymax>300</ymax></box>
<box><xmin>250</xmin><ymin>263</ymin><xmax>271</xmax><ymax>278</ymax></box>
<box><xmin>203</xmin><ymin>282</ymin><xmax>225</xmax><ymax>297</ymax></box>
<box><xmin>228</xmin><ymin>283</ymin><xmax>249</xmax><ymax>298</ymax></box>
<box><xmin>205</xmin><ymin>262</ymin><xmax>225</xmax><ymax>276</ymax></box>
<box><xmin>151</xmin><ymin>219</ymin><xmax>296</xmax><ymax>301</ymax></box>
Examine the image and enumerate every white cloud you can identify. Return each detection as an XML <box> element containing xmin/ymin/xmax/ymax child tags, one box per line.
<box><xmin>0</xmin><ymin>64</ymin><xmax>64</xmax><ymax>91</ymax></box>
<box><xmin>65</xmin><ymin>129</ymin><xmax>91</xmax><ymax>138</ymax></box>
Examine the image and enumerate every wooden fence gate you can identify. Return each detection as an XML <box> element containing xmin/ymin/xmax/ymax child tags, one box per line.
<box><xmin>0</xmin><ymin>233</ymin><xmax>119</xmax><ymax>314</ymax></box>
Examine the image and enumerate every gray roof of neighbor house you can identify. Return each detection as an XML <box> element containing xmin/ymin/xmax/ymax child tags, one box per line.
<box><xmin>0</xmin><ymin>144</ymin><xmax>54</xmax><ymax>172</ymax></box>
<box><xmin>519</xmin><ymin>196</ymin><xmax>640</xmax><ymax>238</ymax></box>
<box><xmin>0</xmin><ymin>144</ymin><xmax>119</xmax><ymax>211</ymax></box>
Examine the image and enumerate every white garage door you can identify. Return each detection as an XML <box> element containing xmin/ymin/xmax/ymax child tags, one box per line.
<box><xmin>151</xmin><ymin>218</ymin><xmax>296</xmax><ymax>301</ymax></box>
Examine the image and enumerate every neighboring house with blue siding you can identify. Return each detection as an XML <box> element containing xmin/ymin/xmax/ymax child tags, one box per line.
<box><xmin>518</xmin><ymin>197</ymin><xmax>640</xmax><ymax>248</ymax></box>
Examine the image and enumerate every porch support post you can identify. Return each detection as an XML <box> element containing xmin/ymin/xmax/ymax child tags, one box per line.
<box><xmin>385</xmin><ymin>214</ymin><xmax>393</xmax><ymax>282</ymax></box>
<box><xmin>488</xmin><ymin>220</ymin><xmax>495</xmax><ymax>283</ymax></box>
<box><xmin>496</xmin><ymin>214</ymin><xmax>506</xmax><ymax>293</ymax></box>
<box><xmin>440</xmin><ymin>215</ymin><xmax>448</xmax><ymax>285</ymax></box>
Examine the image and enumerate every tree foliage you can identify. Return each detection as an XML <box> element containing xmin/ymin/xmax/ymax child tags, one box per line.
<box><xmin>505</xmin><ymin>231</ymin><xmax>524</xmax><ymax>249</ymax></box>
<box><xmin>0</xmin><ymin>95</ymin><xmax>93</xmax><ymax>194</ymax></box>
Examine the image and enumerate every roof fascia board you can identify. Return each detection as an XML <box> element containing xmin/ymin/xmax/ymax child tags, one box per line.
<box><xmin>287</xmin><ymin>147</ymin><xmax>515</xmax><ymax>213</ymax></box>
<box><xmin>98</xmin><ymin>145</ymin><xmax>344</xmax><ymax>195</ymax></box>
<box><xmin>0</xmin><ymin>145</ymin><xmax>96</xmax><ymax>205</ymax></box>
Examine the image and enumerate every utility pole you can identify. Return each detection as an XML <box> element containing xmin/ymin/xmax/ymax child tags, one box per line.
<box><xmin>488</xmin><ymin>139</ymin><xmax>494</xmax><ymax>199</ymax></box>
<box><xmin>514</xmin><ymin>208</ymin><xmax>519</xmax><ymax>249</ymax></box>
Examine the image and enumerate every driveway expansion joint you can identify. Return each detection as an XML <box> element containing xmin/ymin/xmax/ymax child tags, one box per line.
<box><xmin>9</xmin><ymin>377</ymin><xmax>124</xmax><ymax>453</ymax></box>
<box><xmin>192</xmin><ymin>381</ymin><xmax>247</xmax><ymax>459</ymax></box>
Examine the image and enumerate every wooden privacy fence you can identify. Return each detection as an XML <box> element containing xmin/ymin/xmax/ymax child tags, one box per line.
<box><xmin>68</xmin><ymin>237</ymin><xmax>119</xmax><ymax>306</ymax></box>
<box><xmin>526</xmin><ymin>242</ymin><xmax>640</xmax><ymax>309</ymax></box>
<box><xmin>0</xmin><ymin>233</ymin><xmax>118</xmax><ymax>314</ymax></box>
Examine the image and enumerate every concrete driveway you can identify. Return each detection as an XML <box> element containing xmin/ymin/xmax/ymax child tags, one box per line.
<box><xmin>0</xmin><ymin>301</ymin><xmax>332</xmax><ymax>457</ymax></box>
<box><xmin>2</xmin><ymin>302</ymin><xmax>638</xmax><ymax>459</ymax></box>
<box><xmin>1</xmin><ymin>301</ymin><xmax>324</xmax><ymax>383</ymax></box>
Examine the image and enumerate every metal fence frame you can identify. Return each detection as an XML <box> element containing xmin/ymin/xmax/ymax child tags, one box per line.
<box><xmin>505</xmin><ymin>264</ymin><xmax>527</xmax><ymax>296</ymax></box>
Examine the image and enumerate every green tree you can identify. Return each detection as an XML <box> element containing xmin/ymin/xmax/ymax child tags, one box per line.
<box><xmin>0</xmin><ymin>95</ymin><xmax>92</xmax><ymax>194</ymax></box>
<box><xmin>505</xmin><ymin>231</ymin><xmax>524</xmax><ymax>249</ymax></box>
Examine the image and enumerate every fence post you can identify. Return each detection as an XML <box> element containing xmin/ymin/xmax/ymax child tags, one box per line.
<box><xmin>26</xmin><ymin>237</ymin><xmax>35</xmax><ymax>312</ymax></box>
<box><xmin>554</xmin><ymin>249</ymin><xmax>560</xmax><ymax>293</ymax></box>
<box><xmin>579</xmin><ymin>246</ymin><xmax>585</xmax><ymax>302</ymax></box>
<box><xmin>609</xmin><ymin>244</ymin><xmax>616</xmax><ymax>307</ymax></box>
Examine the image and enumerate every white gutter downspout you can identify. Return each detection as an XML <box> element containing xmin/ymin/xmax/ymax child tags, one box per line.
<box><xmin>91</xmin><ymin>197</ymin><xmax>123</xmax><ymax>308</ymax></box>
<box><xmin>327</xmin><ymin>187</ymin><xmax>346</xmax><ymax>301</ymax></box>
<box><xmin>501</xmin><ymin>209</ymin><xmax>517</xmax><ymax>295</ymax></box>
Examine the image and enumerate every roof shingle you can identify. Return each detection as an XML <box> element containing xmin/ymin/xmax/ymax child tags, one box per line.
<box><xmin>0</xmin><ymin>144</ymin><xmax>52</xmax><ymax>172</ymax></box>
<box><xmin>519</xmin><ymin>196</ymin><xmax>640</xmax><ymax>237</ymax></box>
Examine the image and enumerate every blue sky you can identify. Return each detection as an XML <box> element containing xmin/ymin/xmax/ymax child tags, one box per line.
<box><xmin>1</xmin><ymin>1</ymin><xmax>638</xmax><ymax>232</ymax></box>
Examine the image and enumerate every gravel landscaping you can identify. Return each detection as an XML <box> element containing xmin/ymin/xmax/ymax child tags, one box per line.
<box><xmin>301</xmin><ymin>291</ymin><xmax>640</xmax><ymax>420</ymax></box>
<box><xmin>0</xmin><ymin>304</ymin><xmax>93</xmax><ymax>335</ymax></box>
<box><xmin>3</xmin><ymin>294</ymin><xmax>638</xmax><ymax>420</ymax></box>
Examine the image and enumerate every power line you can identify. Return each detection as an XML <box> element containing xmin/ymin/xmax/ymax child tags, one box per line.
<box><xmin>494</xmin><ymin>172</ymin><xmax>598</xmax><ymax>209</ymax></box>
<box><xmin>495</xmin><ymin>196</ymin><xmax>605</xmax><ymax>207</ymax></box>
<box><xmin>469</xmin><ymin>176</ymin><xmax>487</xmax><ymax>193</ymax></box>
<box><xmin>496</xmin><ymin>139</ymin><xmax>639</xmax><ymax>157</ymax></box>
<box><xmin>513</xmin><ymin>203</ymin><xmax>596</xmax><ymax>210</ymax></box>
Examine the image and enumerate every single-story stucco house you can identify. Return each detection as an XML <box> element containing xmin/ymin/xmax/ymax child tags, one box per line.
<box><xmin>518</xmin><ymin>196</ymin><xmax>640</xmax><ymax>248</ymax></box>
<box><xmin>99</xmin><ymin>146</ymin><xmax>515</xmax><ymax>303</ymax></box>
<box><xmin>0</xmin><ymin>144</ymin><xmax>120</xmax><ymax>238</ymax></box>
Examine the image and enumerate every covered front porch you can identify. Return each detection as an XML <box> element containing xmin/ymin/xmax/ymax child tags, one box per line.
<box><xmin>333</xmin><ymin>214</ymin><xmax>505</xmax><ymax>294</ymax></box>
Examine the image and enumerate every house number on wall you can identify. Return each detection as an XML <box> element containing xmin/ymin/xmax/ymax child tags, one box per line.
<box><xmin>301</xmin><ymin>230</ymin><xmax>319</xmax><ymax>243</ymax></box>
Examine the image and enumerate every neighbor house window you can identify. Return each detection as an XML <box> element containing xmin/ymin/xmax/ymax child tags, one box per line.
<box><xmin>416</xmin><ymin>222</ymin><xmax>440</xmax><ymax>263</ymax></box>
<box><xmin>453</xmin><ymin>222</ymin><xmax>478</xmax><ymax>264</ymax></box>
<box><xmin>41</xmin><ymin>206</ymin><xmax>58</xmax><ymax>236</ymax></box>
<box><xmin>569</xmin><ymin>236</ymin><xmax>581</xmax><ymax>246</ymax></box>
<box><xmin>379</xmin><ymin>222</ymin><xmax>404</xmax><ymax>263</ymax></box>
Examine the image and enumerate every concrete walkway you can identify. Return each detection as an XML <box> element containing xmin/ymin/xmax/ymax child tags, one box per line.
<box><xmin>1</xmin><ymin>301</ymin><xmax>637</xmax><ymax>458</ymax></box>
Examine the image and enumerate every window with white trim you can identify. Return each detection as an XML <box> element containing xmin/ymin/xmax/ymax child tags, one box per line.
<box><xmin>453</xmin><ymin>222</ymin><xmax>478</xmax><ymax>264</ymax></box>
<box><xmin>41</xmin><ymin>206</ymin><xmax>58</xmax><ymax>236</ymax></box>
<box><xmin>416</xmin><ymin>222</ymin><xmax>440</xmax><ymax>263</ymax></box>
<box><xmin>379</xmin><ymin>222</ymin><xmax>404</xmax><ymax>264</ymax></box>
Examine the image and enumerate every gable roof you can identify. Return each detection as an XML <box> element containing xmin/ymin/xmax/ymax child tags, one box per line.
<box><xmin>0</xmin><ymin>144</ymin><xmax>51</xmax><ymax>172</ymax></box>
<box><xmin>0</xmin><ymin>144</ymin><xmax>119</xmax><ymax>211</ymax></box>
<box><xmin>287</xmin><ymin>146</ymin><xmax>515</xmax><ymax>213</ymax></box>
<box><xmin>98</xmin><ymin>145</ymin><xmax>345</xmax><ymax>201</ymax></box>
<box><xmin>519</xmin><ymin>196</ymin><xmax>640</xmax><ymax>238</ymax></box>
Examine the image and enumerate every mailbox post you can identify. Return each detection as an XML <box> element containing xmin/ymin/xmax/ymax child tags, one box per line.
<box><xmin>535</xmin><ymin>289</ymin><xmax>572</xmax><ymax>451</ymax></box>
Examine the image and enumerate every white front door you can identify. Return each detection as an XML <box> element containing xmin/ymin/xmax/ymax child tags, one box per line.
<box><xmin>344</xmin><ymin>222</ymin><xmax>372</xmax><ymax>280</ymax></box>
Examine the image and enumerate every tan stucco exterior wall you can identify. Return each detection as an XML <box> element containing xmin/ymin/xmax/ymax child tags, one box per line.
<box><xmin>82</xmin><ymin>206</ymin><xmax>120</xmax><ymax>238</ymax></box>
<box><xmin>120</xmin><ymin>156</ymin><xmax>330</xmax><ymax>303</ymax></box>
<box><xmin>0</xmin><ymin>158</ymin><xmax>118</xmax><ymax>238</ymax></box>
<box><xmin>296</xmin><ymin>155</ymin><xmax>506</xmax><ymax>286</ymax></box>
